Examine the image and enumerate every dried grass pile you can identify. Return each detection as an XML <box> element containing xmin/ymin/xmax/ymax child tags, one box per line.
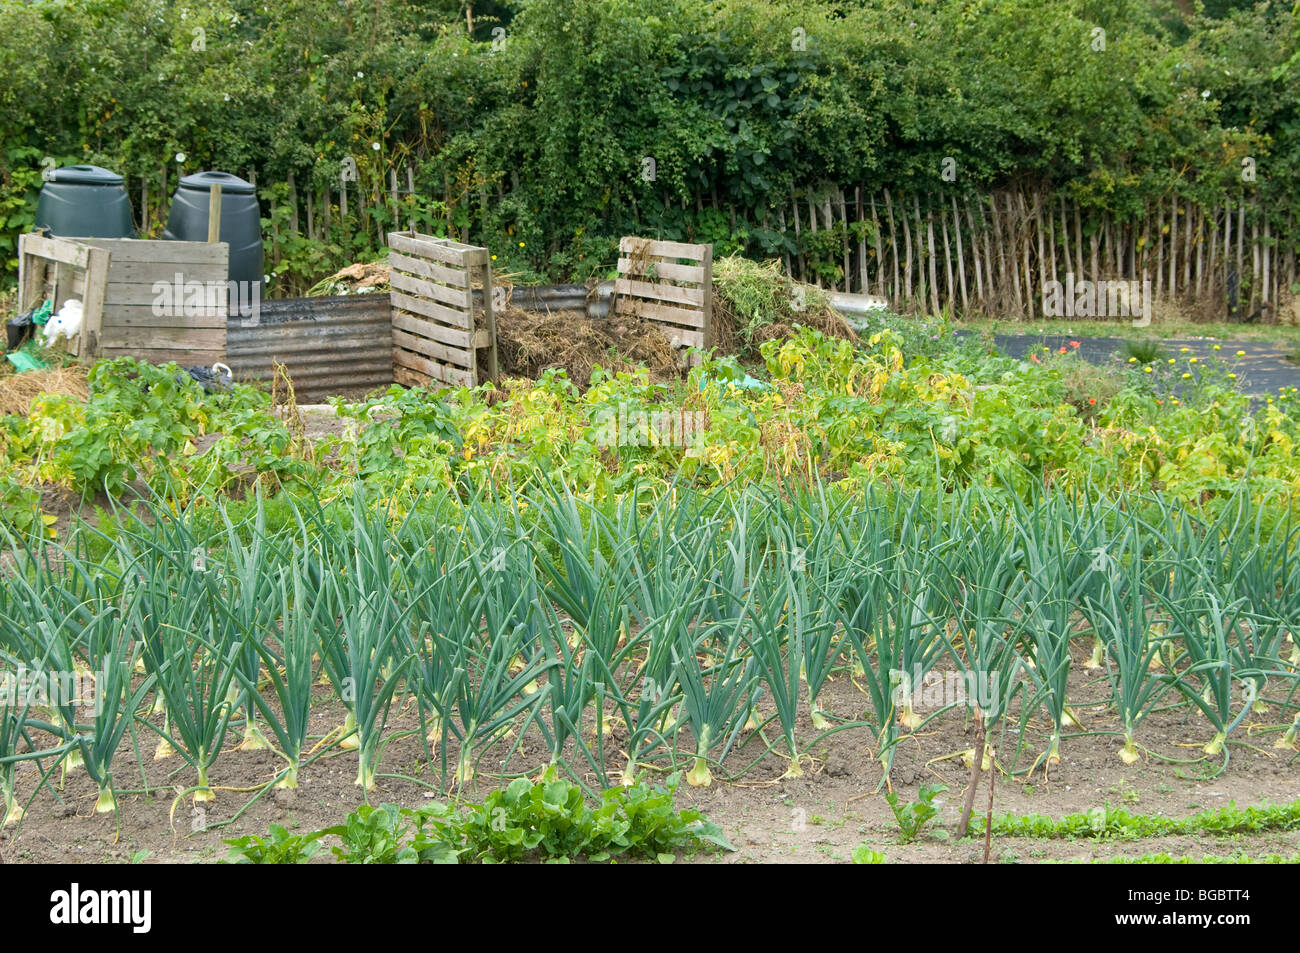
<box><xmin>711</xmin><ymin>255</ymin><xmax>857</xmax><ymax>355</ymax></box>
<box><xmin>0</xmin><ymin>364</ymin><xmax>89</xmax><ymax>416</ymax></box>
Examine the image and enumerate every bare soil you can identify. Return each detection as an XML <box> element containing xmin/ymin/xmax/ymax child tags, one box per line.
<box><xmin>3</xmin><ymin>660</ymin><xmax>1296</xmax><ymax>865</ymax></box>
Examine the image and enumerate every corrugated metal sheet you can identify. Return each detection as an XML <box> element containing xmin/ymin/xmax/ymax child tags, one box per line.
<box><xmin>226</xmin><ymin>294</ymin><xmax>392</xmax><ymax>400</ymax></box>
<box><xmin>478</xmin><ymin>282</ymin><xmax>616</xmax><ymax>317</ymax></box>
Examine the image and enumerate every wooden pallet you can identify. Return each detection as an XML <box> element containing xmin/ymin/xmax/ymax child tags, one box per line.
<box><xmin>16</xmin><ymin>233</ymin><xmax>110</xmax><ymax>358</ymax></box>
<box><xmin>613</xmin><ymin>237</ymin><xmax>713</xmax><ymax>365</ymax></box>
<box><xmin>388</xmin><ymin>231</ymin><xmax>497</xmax><ymax>388</ymax></box>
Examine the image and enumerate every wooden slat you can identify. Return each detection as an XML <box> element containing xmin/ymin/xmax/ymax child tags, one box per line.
<box><xmin>101</xmin><ymin>308</ymin><xmax>227</xmax><ymax>330</ymax></box>
<box><xmin>614</xmin><ymin>277</ymin><xmax>705</xmax><ymax>307</ymax></box>
<box><xmin>388</xmin><ymin>232</ymin><xmax>472</xmax><ymax>267</ymax></box>
<box><xmin>102</xmin><ymin>282</ymin><xmax>227</xmax><ymax>308</ymax></box>
<box><xmin>99</xmin><ymin>327</ymin><xmax>226</xmax><ymax>350</ymax></box>
<box><xmin>389</xmin><ymin>290</ymin><xmax>473</xmax><ymax>330</ymax></box>
<box><xmin>391</xmin><ymin>308</ymin><xmax>474</xmax><ymax>350</ymax></box>
<box><xmin>392</xmin><ymin>327</ymin><xmax>476</xmax><ymax>369</ymax></box>
<box><xmin>616</xmin><ymin>257</ymin><xmax>706</xmax><ymax>284</ymax></box>
<box><xmin>393</xmin><ymin>347</ymin><xmax>475</xmax><ymax>387</ymax></box>
<box><xmin>104</xmin><ymin>260</ymin><xmax>229</xmax><ymax>284</ymax></box>
<box><xmin>101</xmin><ymin>347</ymin><xmax>225</xmax><ymax>365</ymax></box>
<box><xmin>76</xmin><ymin>239</ymin><xmax>229</xmax><ymax>265</ymax></box>
<box><xmin>20</xmin><ymin>234</ymin><xmax>92</xmax><ymax>269</ymax></box>
<box><xmin>388</xmin><ymin>251</ymin><xmax>469</xmax><ymax>289</ymax></box>
<box><xmin>619</xmin><ymin>236</ymin><xmax>711</xmax><ymax>260</ymax></box>
<box><xmin>389</xmin><ymin>270</ymin><xmax>472</xmax><ymax>309</ymax></box>
<box><xmin>660</xmin><ymin>328</ymin><xmax>706</xmax><ymax>349</ymax></box>
<box><xmin>391</xmin><ymin>231</ymin><xmax>491</xmax><ymax>267</ymax></box>
<box><xmin>617</xmin><ymin>297</ymin><xmax>707</xmax><ymax>329</ymax></box>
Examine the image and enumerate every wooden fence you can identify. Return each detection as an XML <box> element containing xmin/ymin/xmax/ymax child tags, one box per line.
<box><xmin>388</xmin><ymin>231</ymin><xmax>497</xmax><ymax>388</ymax></box>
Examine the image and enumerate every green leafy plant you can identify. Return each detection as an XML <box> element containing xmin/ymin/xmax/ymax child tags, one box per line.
<box><xmin>884</xmin><ymin>782</ymin><xmax>949</xmax><ymax>844</ymax></box>
<box><xmin>223</xmin><ymin>825</ymin><xmax>325</xmax><ymax>865</ymax></box>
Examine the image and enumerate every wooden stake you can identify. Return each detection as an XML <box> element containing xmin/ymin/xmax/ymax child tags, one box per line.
<box><xmin>207</xmin><ymin>183</ymin><xmax>223</xmax><ymax>243</ymax></box>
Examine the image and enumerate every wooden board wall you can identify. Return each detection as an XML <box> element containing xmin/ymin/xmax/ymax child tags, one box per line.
<box><xmin>613</xmin><ymin>237</ymin><xmax>713</xmax><ymax>365</ymax></box>
<box><xmin>77</xmin><ymin>238</ymin><xmax>229</xmax><ymax>366</ymax></box>
<box><xmin>388</xmin><ymin>231</ymin><xmax>497</xmax><ymax>388</ymax></box>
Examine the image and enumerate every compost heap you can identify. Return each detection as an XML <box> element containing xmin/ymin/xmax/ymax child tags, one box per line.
<box><xmin>307</xmin><ymin>261</ymin><xmax>391</xmax><ymax>296</ymax></box>
<box><xmin>494</xmin><ymin>305</ymin><xmax>680</xmax><ymax>387</ymax></box>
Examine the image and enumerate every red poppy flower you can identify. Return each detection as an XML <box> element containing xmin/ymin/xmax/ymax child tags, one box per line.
<box><xmin>1088</xmin><ymin>397</ymin><xmax>1097</xmax><ymax>405</ymax></box>
<box><xmin>1069</xmin><ymin>340</ymin><xmax>1081</xmax><ymax>349</ymax></box>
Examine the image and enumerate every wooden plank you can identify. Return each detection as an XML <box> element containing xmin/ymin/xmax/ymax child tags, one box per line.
<box><xmin>480</xmin><ymin>263</ymin><xmax>498</xmax><ymax>381</ymax></box>
<box><xmin>207</xmin><ymin>183</ymin><xmax>222</xmax><ymax>243</ymax></box>
<box><xmin>389</xmin><ymin>269</ymin><xmax>472</xmax><ymax>309</ymax></box>
<box><xmin>614</xmin><ymin>277</ymin><xmax>706</xmax><ymax>307</ymax></box>
<box><xmin>393</xmin><ymin>347</ymin><xmax>475</xmax><ymax>387</ymax></box>
<box><xmin>700</xmin><ymin>243</ymin><xmax>714</xmax><ymax>351</ymax></box>
<box><xmin>618</xmin><ymin>297</ymin><xmax>707</xmax><ymax>329</ymax></box>
<box><xmin>392</xmin><ymin>327</ymin><xmax>476</xmax><ymax>369</ymax></box>
<box><xmin>388</xmin><ymin>232</ymin><xmax>471</xmax><ymax>267</ymax></box>
<box><xmin>388</xmin><ymin>251</ymin><xmax>470</xmax><ymax>288</ymax></box>
<box><xmin>103</xmin><ymin>260</ymin><xmax>229</xmax><ymax>284</ymax></box>
<box><xmin>388</xmin><ymin>231</ymin><xmax>490</xmax><ymax>267</ymax></box>
<box><xmin>99</xmin><ymin>327</ymin><xmax>226</xmax><ymax>350</ymax></box>
<box><xmin>76</xmin><ymin>239</ymin><xmax>229</xmax><ymax>265</ymax></box>
<box><xmin>101</xmin><ymin>347</ymin><xmax>225</xmax><ymax>365</ymax></box>
<box><xmin>391</xmin><ymin>308</ymin><xmax>474</xmax><ymax>350</ymax></box>
<box><xmin>103</xmin><ymin>282</ymin><xmax>227</xmax><ymax>307</ymax></box>
<box><xmin>616</xmin><ymin>257</ymin><xmax>706</xmax><ymax>284</ymax></box>
<box><xmin>80</xmin><ymin>246</ymin><xmax>110</xmax><ymax>359</ymax></box>
<box><xmin>619</xmin><ymin>236</ymin><xmax>711</xmax><ymax>260</ymax></box>
<box><xmin>473</xmin><ymin>328</ymin><xmax>492</xmax><ymax>349</ymax></box>
<box><xmin>100</xmin><ymin>307</ymin><xmax>227</xmax><ymax>330</ymax></box>
<box><xmin>20</xmin><ymin>233</ymin><xmax>91</xmax><ymax>269</ymax></box>
<box><xmin>659</xmin><ymin>328</ymin><xmax>706</xmax><ymax>349</ymax></box>
<box><xmin>389</xmin><ymin>290</ymin><xmax>473</xmax><ymax>330</ymax></box>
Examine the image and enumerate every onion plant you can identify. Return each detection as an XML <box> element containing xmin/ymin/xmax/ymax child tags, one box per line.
<box><xmin>1079</xmin><ymin>526</ymin><xmax>1173</xmax><ymax>764</ymax></box>
<box><xmin>741</xmin><ymin>562</ymin><xmax>812</xmax><ymax>778</ymax></box>
<box><xmin>320</xmin><ymin>503</ymin><xmax>419</xmax><ymax>792</ymax></box>
<box><xmin>236</xmin><ymin>564</ymin><xmax>320</xmax><ymax>789</ymax></box>
<box><xmin>673</xmin><ymin>615</ymin><xmax>754</xmax><ymax>787</ymax></box>
<box><xmin>1159</xmin><ymin>586</ymin><xmax>1261</xmax><ymax>757</ymax></box>
<box><xmin>128</xmin><ymin>565</ymin><xmax>239</xmax><ymax>802</ymax></box>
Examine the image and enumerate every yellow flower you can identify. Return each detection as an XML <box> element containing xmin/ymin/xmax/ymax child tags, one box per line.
<box><xmin>1167</xmin><ymin>358</ymin><xmax>1176</xmax><ymax>364</ymax></box>
<box><xmin>491</xmin><ymin>254</ymin><xmax>497</xmax><ymax>260</ymax></box>
<box><xmin>1143</xmin><ymin>366</ymin><xmax>1153</xmax><ymax>374</ymax></box>
<box><xmin>1128</xmin><ymin>357</ymin><xmax>1137</xmax><ymax>363</ymax></box>
<box><xmin>1212</xmin><ymin>344</ymin><xmax>1221</xmax><ymax>351</ymax></box>
<box><xmin>1236</xmin><ymin>350</ymin><xmax>1246</xmax><ymax>357</ymax></box>
<box><xmin>519</xmin><ymin>241</ymin><xmax>526</xmax><ymax>247</ymax></box>
<box><xmin>1181</xmin><ymin>373</ymin><xmax>1192</xmax><ymax>379</ymax></box>
<box><xmin>1189</xmin><ymin>357</ymin><xmax>1197</xmax><ymax>363</ymax></box>
<box><xmin>1179</xmin><ymin>347</ymin><xmax>1189</xmax><ymax>353</ymax></box>
<box><xmin>1228</xmin><ymin>373</ymin><xmax>1237</xmax><ymax>380</ymax></box>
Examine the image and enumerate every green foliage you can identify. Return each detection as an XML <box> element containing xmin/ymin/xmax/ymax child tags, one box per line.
<box><xmin>222</xmin><ymin>824</ymin><xmax>325</xmax><ymax>865</ymax></box>
<box><xmin>1</xmin><ymin>0</ymin><xmax>1296</xmax><ymax>286</ymax></box>
<box><xmin>884</xmin><ymin>783</ymin><xmax>948</xmax><ymax>844</ymax></box>
<box><xmin>976</xmin><ymin>799</ymin><xmax>1300</xmax><ymax>840</ymax></box>
<box><xmin>306</xmin><ymin>773</ymin><xmax>732</xmax><ymax>865</ymax></box>
<box><xmin>851</xmin><ymin>845</ymin><xmax>887</xmax><ymax>864</ymax></box>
